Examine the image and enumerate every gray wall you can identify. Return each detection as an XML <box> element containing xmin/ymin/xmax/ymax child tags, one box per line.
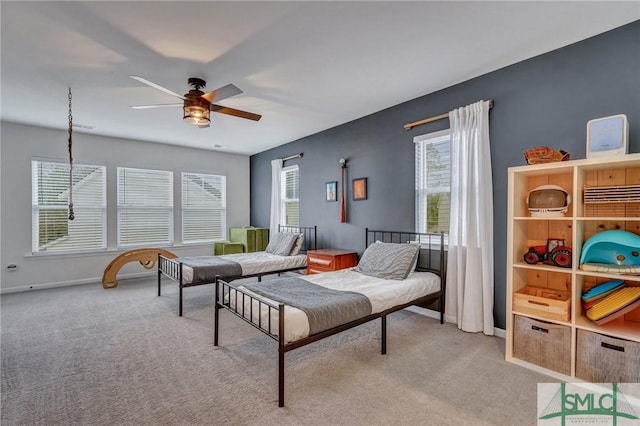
<box><xmin>1</xmin><ymin>122</ymin><xmax>250</xmax><ymax>292</ymax></box>
<box><xmin>250</xmin><ymin>21</ymin><xmax>640</xmax><ymax>330</ymax></box>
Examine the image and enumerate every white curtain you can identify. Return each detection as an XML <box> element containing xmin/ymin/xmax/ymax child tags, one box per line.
<box><xmin>445</xmin><ymin>100</ymin><xmax>494</xmax><ymax>335</ymax></box>
<box><xmin>269</xmin><ymin>159</ymin><xmax>283</xmax><ymax>236</ymax></box>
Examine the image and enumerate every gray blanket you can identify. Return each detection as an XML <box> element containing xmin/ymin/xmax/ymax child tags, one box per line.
<box><xmin>177</xmin><ymin>256</ymin><xmax>242</xmax><ymax>283</ymax></box>
<box><xmin>243</xmin><ymin>277</ymin><xmax>372</xmax><ymax>335</ymax></box>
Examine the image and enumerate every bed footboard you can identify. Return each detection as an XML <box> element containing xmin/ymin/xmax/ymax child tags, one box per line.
<box><xmin>158</xmin><ymin>255</ymin><xmax>188</xmax><ymax>315</ymax></box>
<box><xmin>214</xmin><ymin>276</ymin><xmax>283</xmax><ymax>344</ymax></box>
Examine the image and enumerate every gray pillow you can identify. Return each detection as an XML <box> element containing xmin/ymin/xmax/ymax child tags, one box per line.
<box><xmin>289</xmin><ymin>233</ymin><xmax>305</xmax><ymax>256</ymax></box>
<box><xmin>354</xmin><ymin>241</ymin><xmax>420</xmax><ymax>280</ymax></box>
<box><xmin>265</xmin><ymin>232</ymin><xmax>299</xmax><ymax>256</ymax></box>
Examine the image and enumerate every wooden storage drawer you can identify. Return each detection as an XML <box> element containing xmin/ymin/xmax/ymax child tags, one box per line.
<box><xmin>576</xmin><ymin>329</ymin><xmax>640</xmax><ymax>383</ymax></box>
<box><xmin>513</xmin><ymin>286</ymin><xmax>571</xmax><ymax>322</ymax></box>
<box><xmin>513</xmin><ymin>315</ymin><xmax>571</xmax><ymax>375</ymax></box>
<box><xmin>306</xmin><ymin>249</ymin><xmax>358</xmax><ymax>274</ymax></box>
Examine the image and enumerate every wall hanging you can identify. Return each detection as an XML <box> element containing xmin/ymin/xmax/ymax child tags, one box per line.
<box><xmin>325</xmin><ymin>181</ymin><xmax>337</xmax><ymax>202</ymax></box>
<box><xmin>340</xmin><ymin>158</ymin><xmax>347</xmax><ymax>222</ymax></box>
<box><xmin>352</xmin><ymin>177</ymin><xmax>367</xmax><ymax>201</ymax></box>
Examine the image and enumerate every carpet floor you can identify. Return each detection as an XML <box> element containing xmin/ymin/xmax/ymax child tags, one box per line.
<box><xmin>2</xmin><ymin>276</ymin><xmax>554</xmax><ymax>425</ymax></box>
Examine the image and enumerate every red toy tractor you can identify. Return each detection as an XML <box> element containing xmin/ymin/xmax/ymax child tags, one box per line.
<box><xmin>523</xmin><ymin>238</ymin><xmax>572</xmax><ymax>268</ymax></box>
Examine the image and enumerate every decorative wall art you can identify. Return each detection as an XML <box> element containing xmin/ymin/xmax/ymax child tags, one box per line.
<box><xmin>352</xmin><ymin>177</ymin><xmax>367</xmax><ymax>201</ymax></box>
<box><xmin>325</xmin><ymin>181</ymin><xmax>337</xmax><ymax>202</ymax></box>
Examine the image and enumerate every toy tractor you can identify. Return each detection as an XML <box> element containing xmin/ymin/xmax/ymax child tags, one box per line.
<box><xmin>523</xmin><ymin>238</ymin><xmax>572</xmax><ymax>268</ymax></box>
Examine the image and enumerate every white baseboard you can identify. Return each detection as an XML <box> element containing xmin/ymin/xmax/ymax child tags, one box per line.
<box><xmin>0</xmin><ymin>271</ymin><xmax>156</xmax><ymax>294</ymax></box>
<box><xmin>405</xmin><ymin>305</ymin><xmax>506</xmax><ymax>338</ymax></box>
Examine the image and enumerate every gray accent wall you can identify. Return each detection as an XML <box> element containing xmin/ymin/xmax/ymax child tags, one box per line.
<box><xmin>250</xmin><ymin>21</ymin><xmax>640</xmax><ymax>329</ymax></box>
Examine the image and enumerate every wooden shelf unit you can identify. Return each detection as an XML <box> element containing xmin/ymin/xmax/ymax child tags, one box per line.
<box><xmin>505</xmin><ymin>153</ymin><xmax>640</xmax><ymax>380</ymax></box>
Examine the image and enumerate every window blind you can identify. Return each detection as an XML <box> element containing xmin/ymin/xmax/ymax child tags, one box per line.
<box><xmin>415</xmin><ymin>130</ymin><xmax>451</xmax><ymax>234</ymax></box>
<box><xmin>32</xmin><ymin>160</ymin><xmax>106</xmax><ymax>253</ymax></box>
<box><xmin>117</xmin><ymin>167</ymin><xmax>173</xmax><ymax>247</ymax></box>
<box><xmin>282</xmin><ymin>166</ymin><xmax>299</xmax><ymax>226</ymax></box>
<box><xmin>182</xmin><ymin>172</ymin><xmax>226</xmax><ymax>243</ymax></box>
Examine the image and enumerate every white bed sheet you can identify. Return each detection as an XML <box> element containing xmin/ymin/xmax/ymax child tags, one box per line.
<box><xmin>181</xmin><ymin>252</ymin><xmax>307</xmax><ymax>283</ymax></box>
<box><xmin>230</xmin><ymin>269</ymin><xmax>441</xmax><ymax>344</ymax></box>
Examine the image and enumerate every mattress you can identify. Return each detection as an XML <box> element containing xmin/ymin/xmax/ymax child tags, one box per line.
<box><xmin>229</xmin><ymin>268</ymin><xmax>441</xmax><ymax>344</ymax></box>
<box><xmin>181</xmin><ymin>251</ymin><xmax>307</xmax><ymax>284</ymax></box>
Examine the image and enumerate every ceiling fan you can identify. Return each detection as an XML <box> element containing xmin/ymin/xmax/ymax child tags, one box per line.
<box><xmin>129</xmin><ymin>75</ymin><xmax>261</xmax><ymax>128</ymax></box>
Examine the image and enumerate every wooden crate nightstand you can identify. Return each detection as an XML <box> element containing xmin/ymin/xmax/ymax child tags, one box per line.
<box><xmin>306</xmin><ymin>249</ymin><xmax>358</xmax><ymax>274</ymax></box>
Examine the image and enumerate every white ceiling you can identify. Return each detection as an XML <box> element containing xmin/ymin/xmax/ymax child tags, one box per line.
<box><xmin>1</xmin><ymin>2</ymin><xmax>638</xmax><ymax>155</ymax></box>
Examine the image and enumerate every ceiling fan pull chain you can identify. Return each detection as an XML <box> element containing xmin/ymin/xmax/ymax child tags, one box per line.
<box><xmin>67</xmin><ymin>87</ymin><xmax>75</xmax><ymax>221</ymax></box>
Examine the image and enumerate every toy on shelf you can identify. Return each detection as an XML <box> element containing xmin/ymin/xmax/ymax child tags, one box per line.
<box><xmin>527</xmin><ymin>185</ymin><xmax>571</xmax><ymax>217</ymax></box>
<box><xmin>581</xmin><ymin>279</ymin><xmax>626</xmax><ymax>309</ymax></box>
<box><xmin>523</xmin><ymin>238</ymin><xmax>572</xmax><ymax>268</ymax></box>
<box><xmin>585</xmin><ymin>287</ymin><xmax>640</xmax><ymax>325</ymax></box>
<box><xmin>523</xmin><ymin>146</ymin><xmax>570</xmax><ymax>165</ymax></box>
<box><xmin>580</xmin><ymin>230</ymin><xmax>640</xmax><ymax>272</ymax></box>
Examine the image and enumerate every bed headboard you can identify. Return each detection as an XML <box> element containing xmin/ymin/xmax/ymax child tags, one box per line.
<box><xmin>364</xmin><ymin>228</ymin><xmax>446</xmax><ymax>278</ymax></box>
<box><xmin>278</xmin><ymin>225</ymin><xmax>318</xmax><ymax>253</ymax></box>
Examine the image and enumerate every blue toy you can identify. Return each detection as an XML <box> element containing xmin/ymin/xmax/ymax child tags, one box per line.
<box><xmin>579</xmin><ymin>230</ymin><xmax>640</xmax><ymax>266</ymax></box>
<box><xmin>581</xmin><ymin>279</ymin><xmax>625</xmax><ymax>303</ymax></box>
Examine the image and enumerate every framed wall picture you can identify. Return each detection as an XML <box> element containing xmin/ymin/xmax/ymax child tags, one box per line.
<box><xmin>352</xmin><ymin>177</ymin><xmax>367</xmax><ymax>201</ymax></box>
<box><xmin>325</xmin><ymin>181</ymin><xmax>337</xmax><ymax>202</ymax></box>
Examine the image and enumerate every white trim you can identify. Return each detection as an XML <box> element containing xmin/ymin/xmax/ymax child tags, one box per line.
<box><xmin>0</xmin><ymin>271</ymin><xmax>156</xmax><ymax>294</ymax></box>
<box><xmin>406</xmin><ymin>305</ymin><xmax>505</xmax><ymax>338</ymax></box>
<box><xmin>23</xmin><ymin>242</ymin><xmax>212</xmax><ymax>259</ymax></box>
<box><xmin>413</xmin><ymin>128</ymin><xmax>450</xmax><ymax>143</ymax></box>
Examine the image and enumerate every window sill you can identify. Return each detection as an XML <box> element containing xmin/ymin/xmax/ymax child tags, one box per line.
<box><xmin>25</xmin><ymin>242</ymin><xmax>215</xmax><ymax>260</ymax></box>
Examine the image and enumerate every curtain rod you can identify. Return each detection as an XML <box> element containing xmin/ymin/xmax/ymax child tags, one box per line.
<box><xmin>403</xmin><ymin>100</ymin><xmax>494</xmax><ymax>131</ymax></box>
<box><xmin>281</xmin><ymin>152</ymin><xmax>303</xmax><ymax>162</ymax></box>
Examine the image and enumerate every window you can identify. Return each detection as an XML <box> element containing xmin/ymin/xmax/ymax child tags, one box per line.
<box><xmin>32</xmin><ymin>159</ymin><xmax>106</xmax><ymax>253</ymax></box>
<box><xmin>415</xmin><ymin>129</ymin><xmax>451</xmax><ymax>236</ymax></box>
<box><xmin>182</xmin><ymin>172</ymin><xmax>226</xmax><ymax>243</ymax></box>
<box><xmin>281</xmin><ymin>165</ymin><xmax>299</xmax><ymax>226</ymax></box>
<box><xmin>117</xmin><ymin>167</ymin><xmax>173</xmax><ymax>247</ymax></box>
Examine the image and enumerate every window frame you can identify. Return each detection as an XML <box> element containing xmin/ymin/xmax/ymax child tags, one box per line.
<box><xmin>280</xmin><ymin>165</ymin><xmax>300</xmax><ymax>227</ymax></box>
<box><xmin>116</xmin><ymin>166</ymin><xmax>174</xmax><ymax>248</ymax></box>
<box><xmin>181</xmin><ymin>172</ymin><xmax>227</xmax><ymax>244</ymax></box>
<box><xmin>31</xmin><ymin>158</ymin><xmax>107</xmax><ymax>254</ymax></box>
<box><xmin>414</xmin><ymin>129</ymin><xmax>451</xmax><ymax>247</ymax></box>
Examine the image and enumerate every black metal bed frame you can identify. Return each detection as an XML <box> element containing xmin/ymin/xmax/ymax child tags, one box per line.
<box><xmin>214</xmin><ymin>228</ymin><xmax>446</xmax><ymax>407</ymax></box>
<box><xmin>157</xmin><ymin>225</ymin><xmax>318</xmax><ymax>316</ymax></box>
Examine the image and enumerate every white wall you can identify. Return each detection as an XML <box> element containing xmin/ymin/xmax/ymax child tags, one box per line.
<box><xmin>0</xmin><ymin>122</ymin><xmax>250</xmax><ymax>292</ymax></box>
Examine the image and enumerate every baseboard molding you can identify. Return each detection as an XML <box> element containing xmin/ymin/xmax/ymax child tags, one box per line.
<box><xmin>0</xmin><ymin>271</ymin><xmax>156</xmax><ymax>294</ymax></box>
<box><xmin>405</xmin><ymin>305</ymin><xmax>506</xmax><ymax>338</ymax></box>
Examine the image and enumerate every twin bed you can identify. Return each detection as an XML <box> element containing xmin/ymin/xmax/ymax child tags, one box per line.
<box><xmin>213</xmin><ymin>228</ymin><xmax>446</xmax><ymax>407</ymax></box>
<box><xmin>158</xmin><ymin>225</ymin><xmax>317</xmax><ymax>316</ymax></box>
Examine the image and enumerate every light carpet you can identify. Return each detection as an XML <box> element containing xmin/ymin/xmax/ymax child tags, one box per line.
<box><xmin>1</xmin><ymin>276</ymin><xmax>554</xmax><ymax>425</ymax></box>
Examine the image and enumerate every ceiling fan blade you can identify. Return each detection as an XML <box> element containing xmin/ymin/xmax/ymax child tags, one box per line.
<box><xmin>201</xmin><ymin>84</ymin><xmax>243</xmax><ymax>103</ymax></box>
<box><xmin>131</xmin><ymin>103</ymin><xmax>182</xmax><ymax>109</ymax></box>
<box><xmin>129</xmin><ymin>75</ymin><xmax>185</xmax><ymax>100</ymax></box>
<box><xmin>210</xmin><ymin>104</ymin><xmax>262</xmax><ymax>121</ymax></box>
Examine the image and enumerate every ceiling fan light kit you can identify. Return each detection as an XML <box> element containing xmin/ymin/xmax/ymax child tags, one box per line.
<box><xmin>183</xmin><ymin>78</ymin><xmax>210</xmax><ymax>126</ymax></box>
<box><xmin>130</xmin><ymin>75</ymin><xmax>261</xmax><ymax>128</ymax></box>
<box><xmin>183</xmin><ymin>99</ymin><xmax>211</xmax><ymax>126</ymax></box>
